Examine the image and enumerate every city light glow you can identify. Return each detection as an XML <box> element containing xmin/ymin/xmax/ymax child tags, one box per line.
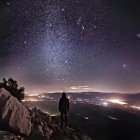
<box><xmin>22</xmin><ymin>94</ymin><xmax>140</xmax><ymax>112</ymax></box>
<box><xmin>130</xmin><ymin>105</ymin><xmax>140</xmax><ymax>110</ymax></box>
<box><xmin>84</xmin><ymin>117</ymin><xmax>89</xmax><ymax>120</ymax></box>
<box><xmin>23</xmin><ymin>99</ymin><xmax>40</xmax><ymax>102</ymax></box>
<box><xmin>108</xmin><ymin>99</ymin><xmax>127</xmax><ymax>105</ymax></box>
<box><xmin>102</xmin><ymin>102</ymin><xmax>108</xmax><ymax>106</ymax></box>
<box><xmin>28</xmin><ymin>94</ymin><xmax>39</xmax><ymax>97</ymax></box>
<box><xmin>108</xmin><ymin>116</ymin><xmax>118</xmax><ymax>120</ymax></box>
<box><xmin>51</xmin><ymin>114</ymin><xmax>58</xmax><ymax>117</ymax></box>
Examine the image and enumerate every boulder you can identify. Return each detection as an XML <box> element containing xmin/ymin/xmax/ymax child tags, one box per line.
<box><xmin>0</xmin><ymin>88</ymin><xmax>31</xmax><ymax>136</ymax></box>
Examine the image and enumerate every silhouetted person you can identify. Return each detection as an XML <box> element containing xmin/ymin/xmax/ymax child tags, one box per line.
<box><xmin>59</xmin><ymin>92</ymin><xmax>69</xmax><ymax>128</ymax></box>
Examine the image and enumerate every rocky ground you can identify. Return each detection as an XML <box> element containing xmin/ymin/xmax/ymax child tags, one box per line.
<box><xmin>0</xmin><ymin>88</ymin><xmax>91</xmax><ymax>140</ymax></box>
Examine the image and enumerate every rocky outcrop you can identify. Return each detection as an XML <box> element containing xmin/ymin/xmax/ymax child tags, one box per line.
<box><xmin>0</xmin><ymin>88</ymin><xmax>31</xmax><ymax>136</ymax></box>
<box><xmin>29</xmin><ymin>107</ymin><xmax>53</xmax><ymax>139</ymax></box>
<box><xmin>0</xmin><ymin>107</ymin><xmax>91</xmax><ymax>140</ymax></box>
<box><xmin>0</xmin><ymin>131</ymin><xmax>24</xmax><ymax>140</ymax></box>
<box><xmin>0</xmin><ymin>88</ymin><xmax>91</xmax><ymax>140</ymax></box>
<box><xmin>29</xmin><ymin>107</ymin><xmax>91</xmax><ymax>140</ymax></box>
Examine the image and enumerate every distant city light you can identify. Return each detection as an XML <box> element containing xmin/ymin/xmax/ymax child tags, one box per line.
<box><xmin>130</xmin><ymin>105</ymin><xmax>140</xmax><ymax>110</ymax></box>
<box><xmin>67</xmin><ymin>96</ymin><xmax>71</xmax><ymax>99</ymax></box>
<box><xmin>51</xmin><ymin>114</ymin><xmax>58</xmax><ymax>117</ymax></box>
<box><xmin>84</xmin><ymin>117</ymin><xmax>89</xmax><ymax>120</ymax></box>
<box><xmin>108</xmin><ymin>116</ymin><xmax>118</xmax><ymax>120</ymax></box>
<box><xmin>102</xmin><ymin>102</ymin><xmax>108</xmax><ymax>106</ymax></box>
<box><xmin>40</xmin><ymin>95</ymin><xmax>45</xmax><ymax>98</ymax></box>
<box><xmin>28</xmin><ymin>94</ymin><xmax>39</xmax><ymax>97</ymax></box>
<box><xmin>77</xmin><ymin>98</ymin><xmax>82</xmax><ymax>102</ymax></box>
<box><xmin>108</xmin><ymin>99</ymin><xmax>127</xmax><ymax>105</ymax></box>
<box><xmin>22</xmin><ymin>98</ymin><xmax>41</xmax><ymax>102</ymax></box>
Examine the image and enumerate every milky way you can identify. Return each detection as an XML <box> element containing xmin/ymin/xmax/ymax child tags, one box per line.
<box><xmin>0</xmin><ymin>0</ymin><xmax>140</xmax><ymax>93</ymax></box>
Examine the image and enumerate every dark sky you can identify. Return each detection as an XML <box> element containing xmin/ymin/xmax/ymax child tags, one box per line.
<box><xmin>0</xmin><ymin>0</ymin><xmax>140</xmax><ymax>94</ymax></box>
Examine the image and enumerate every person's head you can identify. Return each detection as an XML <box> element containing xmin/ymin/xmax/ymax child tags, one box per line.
<box><xmin>62</xmin><ymin>92</ymin><xmax>66</xmax><ymax>98</ymax></box>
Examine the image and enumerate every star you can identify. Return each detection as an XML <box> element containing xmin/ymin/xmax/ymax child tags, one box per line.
<box><xmin>49</xmin><ymin>24</ymin><xmax>52</xmax><ymax>27</ymax></box>
<box><xmin>75</xmin><ymin>0</ymin><xmax>79</xmax><ymax>4</ymax></box>
<box><xmin>0</xmin><ymin>0</ymin><xmax>140</xmax><ymax>94</ymax></box>
<box><xmin>77</xmin><ymin>17</ymin><xmax>82</xmax><ymax>25</ymax></box>
<box><xmin>122</xmin><ymin>64</ymin><xmax>127</xmax><ymax>69</ymax></box>
<box><xmin>137</xmin><ymin>33</ymin><xmax>140</xmax><ymax>38</ymax></box>
<box><xmin>82</xmin><ymin>25</ymin><xmax>85</xmax><ymax>30</ymax></box>
<box><xmin>6</xmin><ymin>2</ymin><xmax>10</xmax><ymax>5</ymax></box>
<box><xmin>61</xmin><ymin>8</ymin><xmax>65</xmax><ymax>12</ymax></box>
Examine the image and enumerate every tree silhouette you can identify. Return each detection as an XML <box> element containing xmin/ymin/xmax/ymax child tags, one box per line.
<box><xmin>1</xmin><ymin>78</ymin><xmax>25</xmax><ymax>101</ymax></box>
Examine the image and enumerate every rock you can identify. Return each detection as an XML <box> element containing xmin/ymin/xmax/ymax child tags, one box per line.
<box><xmin>43</xmin><ymin>125</ymin><xmax>53</xmax><ymax>139</ymax></box>
<box><xmin>25</xmin><ymin>133</ymin><xmax>46</xmax><ymax>140</ymax></box>
<box><xmin>30</xmin><ymin>112</ymin><xmax>35</xmax><ymax>118</ymax></box>
<box><xmin>30</xmin><ymin>108</ymin><xmax>53</xmax><ymax>139</ymax></box>
<box><xmin>0</xmin><ymin>88</ymin><xmax>31</xmax><ymax>136</ymax></box>
<box><xmin>0</xmin><ymin>131</ymin><xmax>25</xmax><ymax>140</ymax></box>
<box><xmin>34</xmin><ymin>125</ymin><xmax>44</xmax><ymax>136</ymax></box>
<box><xmin>30</xmin><ymin>107</ymin><xmax>51</xmax><ymax>123</ymax></box>
<box><xmin>31</xmin><ymin>117</ymin><xmax>41</xmax><ymax>125</ymax></box>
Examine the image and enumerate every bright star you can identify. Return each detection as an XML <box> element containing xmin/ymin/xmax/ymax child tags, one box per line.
<box><xmin>77</xmin><ymin>17</ymin><xmax>82</xmax><ymax>25</ymax></box>
<box><xmin>122</xmin><ymin>64</ymin><xmax>127</xmax><ymax>68</ymax></box>
<box><xmin>137</xmin><ymin>33</ymin><xmax>140</xmax><ymax>38</ymax></box>
<box><xmin>82</xmin><ymin>25</ymin><xmax>85</xmax><ymax>30</ymax></box>
<box><xmin>49</xmin><ymin>24</ymin><xmax>52</xmax><ymax>27</ymax></box>
<box><xmin>6</xmin><ymin>2</ymin><xmax>10</xmax><ymax>5</ymax></box>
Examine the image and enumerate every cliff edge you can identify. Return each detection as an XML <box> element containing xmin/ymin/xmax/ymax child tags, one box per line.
<box><xmin>0</xmin><ymin>88</ymin><xmax>91</xmax><ymax>140</ymax></box>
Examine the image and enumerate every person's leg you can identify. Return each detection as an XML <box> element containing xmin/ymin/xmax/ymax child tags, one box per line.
<box><xmin>61</xmin><ymin>112</ymin><xmax>63</xmax><ymax>128</ymax></box>
<box><xmin>65</xmin><ymin>113</ymin><xmax>67</xmax><ymax>127</ymax></box>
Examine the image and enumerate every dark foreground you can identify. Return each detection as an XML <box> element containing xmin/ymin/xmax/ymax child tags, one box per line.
<box><xmin>26</xmin><ymin>100</ymin><xmax>140</xmax><ymax>140</ymax></box>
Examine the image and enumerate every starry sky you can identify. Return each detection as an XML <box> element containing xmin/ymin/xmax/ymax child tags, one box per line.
<box><xmin>0</xmin><ymin>0</ymin><xmax>140</xmax><ymax>94</ymax></box>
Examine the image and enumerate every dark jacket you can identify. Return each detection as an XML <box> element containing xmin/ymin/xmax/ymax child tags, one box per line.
<box><xmin>59</xmin><ymin>97</ymin><xmax>69</xmax><ymax>113</ymax></box>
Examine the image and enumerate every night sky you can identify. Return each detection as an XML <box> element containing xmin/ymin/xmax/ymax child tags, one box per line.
<box><xmin>0</xmin><ymin>0</ymin><xmax>140</xmax><ymax>94</ymax></box>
